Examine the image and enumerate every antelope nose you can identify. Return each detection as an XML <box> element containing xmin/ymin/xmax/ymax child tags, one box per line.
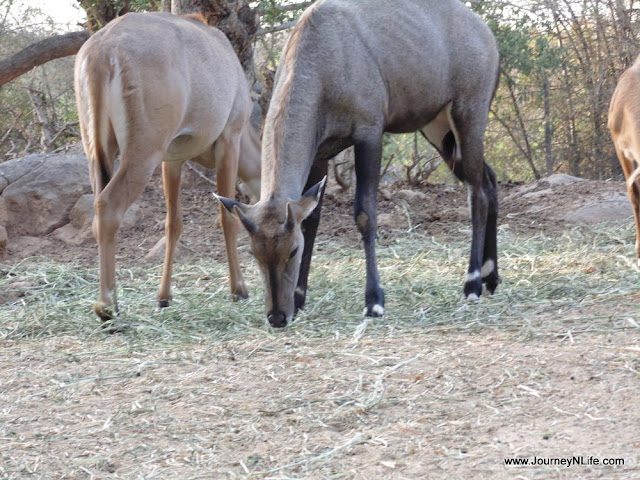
<box><xmin>267</xmin><ymin>311</ymin><xmax>287</xmax><ymax>328</ymax></box>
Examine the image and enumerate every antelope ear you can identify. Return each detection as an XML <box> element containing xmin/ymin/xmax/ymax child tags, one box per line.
<box><xmin>285</xmin><ymin>176</ymin><xmax>327</xmax><ymax>228</ymax></box>
<box><xmin>233</xmin><ymin>205</ymin><xmax>258</xmax><ymax>235</ymax></box>
<box><xmin>212</xmin><ymin>193</ymin><xmax>258</xmax><ymax>234</ymax></box>
<box><xmin>212</xmin><ymin>192</ymin><xmax>241</xmax><ymax>213</ymax></box>
<box><xmin>304</xmin><ymin>176</ymin><xmax>327</xmax><ymax>202</ymax></box>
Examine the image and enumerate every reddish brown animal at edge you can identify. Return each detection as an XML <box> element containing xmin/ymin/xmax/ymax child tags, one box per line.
<box><xmin>609</xmin><ymin>55</ymin><xmax>640</xmax><ymax>263</ymax></box>
<box><xmin>74</xmin><ymin>12</ymin><xmax>260</xmax><ymax>321</ymax></box>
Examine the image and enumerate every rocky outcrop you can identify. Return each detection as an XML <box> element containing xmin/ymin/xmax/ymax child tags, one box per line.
<box><xmin>0</xmin><ymin>152</ymin><xmax>143</xmax><ymax>258</ymax></box>
<box><xmin>0</xmin><ymin>154</ymin><xmax>91</xmax><ymax>239</ymax></box>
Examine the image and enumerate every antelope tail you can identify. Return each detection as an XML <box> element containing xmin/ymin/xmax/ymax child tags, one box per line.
<box><xmin>76</xmin><ymin>54</ymin><xmax>114</xmax><ymax>192</ymax></box>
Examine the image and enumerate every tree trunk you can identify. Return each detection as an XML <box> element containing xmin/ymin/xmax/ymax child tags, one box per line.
<box><xmin>171</xmin><ymin>0</ymin><xmax>184</xmax><ymax>14</ymax></box>
<box><xmin>543</xmin><ymin>75</ymin><xmax>553</xmax><ymax>176</ymax></box>
<box><xmin>26</xmin><ymin>87</ymin><xmax>55</xmax><ymax>152</ymax></box>
<box><xmin>77</xmin><ymin>0</ymin><xmax>125</xmax><ymax>33</ymax></box>
<box><xmin>172</xmin><ymin>0</ymin><xmax>259</xmax><ymax>87</ymax></box>
<box><xmin>173</xmin><ymin>0</ymin><xmax>262</xmax><ymax>126</ymax></box>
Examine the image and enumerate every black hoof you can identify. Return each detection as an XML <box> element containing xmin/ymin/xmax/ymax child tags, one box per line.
<box><xmin>464</xmin><ymin>276</ymin><xmax>482</xmax><ymax>299</ymax></box>
<box><xmin>483</xmin><ymin>273</ymin><xmax>501</xmax><ymax>294</ymax></box>
<box><xmin>294</xmin><ymin>288</ymin><xmax>306</xmax><ymax>312</ymax></box>
<box><xmin>364</xmin><ymin>286</ymin><xmax>385</xmax><ymax>317</ymax></box>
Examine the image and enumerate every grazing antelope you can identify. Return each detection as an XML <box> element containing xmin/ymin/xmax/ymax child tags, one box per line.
<box><xmin>608</xmin><ymin>55</ymin><xmax>640</xmax><ymax>263</ymax></box>
<box><xmin>74</xmin><ymin>12</ymin><xmax>261</xmax><ymax>321</ymax></box>
<box><xmin>216</xmin><ymin>0</ymin><xmax>500</xmax><ymax>328</ymax></box>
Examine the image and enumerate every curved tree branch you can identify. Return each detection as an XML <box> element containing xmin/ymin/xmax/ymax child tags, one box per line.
<box><xmin>256</xmin><ymin>1</ymin><xmax>313</xmax><ymax>15</ymax></box>
<box><xmin>257</xmin><ymin>19</ymin><xmax>297</xmax><ymax>36</ymax></box>
<box><xmin>0</xmin><ymin>30</ymin><xmax>90</xmax><ymax>87</ymax></box>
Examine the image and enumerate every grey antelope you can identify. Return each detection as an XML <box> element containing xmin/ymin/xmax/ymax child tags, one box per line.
<box><xmin>75</xmin><ymin>12</ymin><xmax>261</xmax><ymax>321</ymax></box>
<box><xmin>609</xmin><ymin>55</ymin><xmax>640</xmax><ymax>263</ymax></box>
<box><xmin>217</xmin><ymin>0</ymin><xmax>501</xmax><ymax>328</ymax></box>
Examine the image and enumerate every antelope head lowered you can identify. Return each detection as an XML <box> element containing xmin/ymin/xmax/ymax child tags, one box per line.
<box><xmin>216</xmin><ymin>179</ymin><xmax>325</xmax><ymax>327</ymax></box>
<box><xmin>609</xmin><ymin>55</ymin><xmax>640</xmax><ymax>263</ymax></box>
<box><xmin>217</xmin><ymin>0</ymin><xmax>500</xmax><ymax>328</ymax></box>
<box><xmin>75</xmin><ymin>12</ymin><xmax>260</xmax><ymax>321</ymax></box>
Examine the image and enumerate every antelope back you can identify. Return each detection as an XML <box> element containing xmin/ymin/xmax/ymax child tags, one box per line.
<box><xmin>74</xmin><ymin>12</ymin><xmax>251</xmax><ymax>167</ymax></box>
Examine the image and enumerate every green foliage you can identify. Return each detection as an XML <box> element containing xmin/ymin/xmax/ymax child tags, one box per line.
<box><xmin>251</xmin><ymin>1</ymin><xmax>316</xmax><ymax>70</ymax></box>
<box><xmin>253</xmin><ymin>0</ymin><xmax>307</xmax><ymax>25</ymax></box>
<box><xmin>474</xmin><ymin>0</ymin><xmax>635</xmax><ymax>180</ymax></box>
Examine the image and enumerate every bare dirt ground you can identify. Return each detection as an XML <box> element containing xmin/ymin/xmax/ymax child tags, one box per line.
<box><xmin>1</xmin><ymin>169</ymin><xmax>639</xmax><ymax>479</ymax></box>
<box><xmin>3</xmin><ymin>328</ymin><xmax>638</xmax><ymax>479</ymax></box>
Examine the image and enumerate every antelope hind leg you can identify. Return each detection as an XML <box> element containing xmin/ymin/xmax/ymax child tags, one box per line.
<box><xmin>93</xmin><ymin>150</ymin><xmax>162</xmax><ymax>320</ymax></box>
<box><xmin>481</xmin><ymin>163</ymin><xmax>500</xmax><ymax>294</ymax></box>
<box><xmin>626</xmin><ymin>168</ymin><xmax>640</xmax><ymax>262</ymax></box>
<box><xmin>216</xmin><ymin>133</ymin><xmax>249</xmax><ymax>300</ymax></box>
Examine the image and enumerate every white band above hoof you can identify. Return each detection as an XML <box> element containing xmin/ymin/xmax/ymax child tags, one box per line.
<box><xmin>364</xmin><ymin>304</ymin><xmax>384</xmax><ymax>317</ymax></box>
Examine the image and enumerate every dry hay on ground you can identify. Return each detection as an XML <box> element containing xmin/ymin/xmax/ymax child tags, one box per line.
<box><xmin>1</xmin><ymin>328</ymin><xmax>638</xmax><ymax>479</ymax></box>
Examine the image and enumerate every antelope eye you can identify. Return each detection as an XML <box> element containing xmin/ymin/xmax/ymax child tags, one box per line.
<box><xmin>289</xmin><ymin>247</ymin><xmax>299</xmax><ymax>259</ymax></box>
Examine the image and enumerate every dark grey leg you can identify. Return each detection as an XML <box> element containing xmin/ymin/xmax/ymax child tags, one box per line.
<box><xmin>481</xmin><ymin>163</ymin><xmax>500</xmax><ymax>293</ymax></box>
<box><xmin>354</xmin><ymin>135</ymin><xmax>385</xmax><ymax>317</ymax></box>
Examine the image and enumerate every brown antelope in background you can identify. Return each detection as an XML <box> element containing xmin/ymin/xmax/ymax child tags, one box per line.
<box><xmin>608</xmin><ymin>55</ymin><xmax>640</xmax><ymax>263</ymax></box>
<box><xmin>75</xmin><ymin>12</ymin><xmax>260</xmax><ymax>321</ymax></box>
<box><xmin>216</xmin><ymin>0</ymin><xmax>500</xmax><ymax>328</ymax></box>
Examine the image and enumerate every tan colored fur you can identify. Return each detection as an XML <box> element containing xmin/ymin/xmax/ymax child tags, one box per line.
<box><xmin>74</xmin><ymin>12</ymin><xmax>261</xmax><ymax>320</ymax></box>
<box><xmin>609</xmin><ymin>56</ymin><xmax>640</xmax><ymax>260</ymax></box>
<box><xmin>266</xmin><ymin>3</ymin><xmax>318</xmax><ymax>179</ymax></box>
<box><xmin>181</xmin><ymin>12</ymin><xmax>207</xmax><ymax>24</ymax></box>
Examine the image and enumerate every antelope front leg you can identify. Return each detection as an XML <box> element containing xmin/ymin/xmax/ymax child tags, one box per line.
<box><xmin>624</xmin><ymin>168</ymin><xmax>640</xmax><ymax>263</ymax></box>
<box><xmin>294</xmin><ymin>162</ymin><xmax>328</xmax><ymax>314</ymax></box>
<box><xmin>217</xmin><ymin>135</ymin><xmax>248</xmax><ymax>301</ymax></box>
<box><xmin>158</xmin><ymin>161</ymin><xmax>184</xmax><ymax>308</ymax></box>
<box><xmin>354</xmin><ymin>135</ymin><xmax>385</xmax><ymax>317</ymax></box>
